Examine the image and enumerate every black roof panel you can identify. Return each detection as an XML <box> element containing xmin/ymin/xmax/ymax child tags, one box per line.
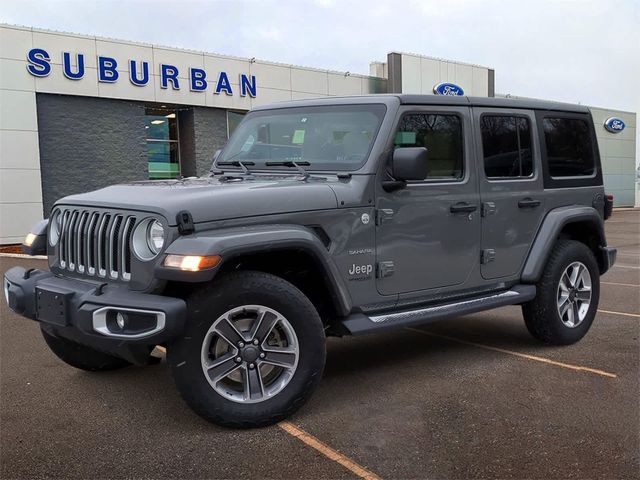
<box><xmin>251</xmin><ymin>94</ymin><xmax>590</xmax><ymax>114</ymax></box>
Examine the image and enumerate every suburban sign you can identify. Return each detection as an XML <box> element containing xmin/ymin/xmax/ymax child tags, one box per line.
<box><xmin>433</xmin><ymin>82</ymin><xmax>464</xmax><ymax>96</ymax></box>
<box><xmin>25</xmin><ymin>48</ymin><xmax>258</xmax><ymax>97</ymax></box>
<box><xmin>603</xmin><ymin>117</ymin><xmax>626</xmax><ymax>133</ymax></box>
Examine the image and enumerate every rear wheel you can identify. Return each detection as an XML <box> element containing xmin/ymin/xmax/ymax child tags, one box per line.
<box><xmin>41</xmin><ymin>328</ymin><xmax>131</xmax><ymax>371</ymax></box>
<box><xmin>168</xmin><ymin>271</ymin><xmax>326</xmax><ymax>428</ymax></box>
<box><xmin>522</xmin><ymin>240</ymin><xmax>600</xmax><ymax>345</ymax></box>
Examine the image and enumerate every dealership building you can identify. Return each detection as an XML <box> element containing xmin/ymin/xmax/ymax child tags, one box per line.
<box><xmin>0</xmin><ymin>23</ymin><xmax>637</xmax><ymax>244</ymax></box>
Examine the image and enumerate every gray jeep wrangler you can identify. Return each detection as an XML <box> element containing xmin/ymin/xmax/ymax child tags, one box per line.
<box><xmin>5</xmin><ymin>95</ymin><xmax>616</xmax><ymax>428</ymax></box>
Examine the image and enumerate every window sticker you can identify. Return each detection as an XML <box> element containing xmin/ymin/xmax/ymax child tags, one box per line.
<box><xmin>241</xmin><ymin>134</ymin><xmax>255</xmax><ymax>151</ymax></box>
<box><xmin>395</xmin><ymin>131</ymin><xmax>416</xmax><ymax>145</ymax></box>
<box><xmin>292</xmin><ymin>129</ymin><xmax>306</xmax><ymax>144</ymax></box>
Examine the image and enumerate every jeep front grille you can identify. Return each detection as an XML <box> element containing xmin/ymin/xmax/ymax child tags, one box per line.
<box><xmin>55</xmin><ymin>209</ymin><xmax>137</xmax><ymax>281</ymax></box>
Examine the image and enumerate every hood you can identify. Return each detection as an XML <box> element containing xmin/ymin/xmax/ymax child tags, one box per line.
<box><xmin>56</xmin><ymin>175</ymin><xmax>339</xmax><ymax>225</ymax></box>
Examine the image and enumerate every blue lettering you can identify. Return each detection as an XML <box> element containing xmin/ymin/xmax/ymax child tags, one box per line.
<box><xmin>129</xmin><ymin>60</ymin><xmax>149</xmax><ymax>86</ymax></box>
<box><xmin>190</xmin><ymin>68</ymin><xmax>207</xmax><ymax>91</ymax></box>
<box><xmin>62</xmin><ymin>52</ymin><xmax>85</xmax><ymax>80</ymax></box>
<box><xmin>215</xmin><ymin>71</ymin><xmax>233</xmax><ymax>95</ymax></box>
<box><xmin>160</xmin><ymin>64</ymin><xmax>180</xmax><ymax>89</ymax></box>
<box><xmin>26</xmin><ymin>48</ymin><xmax>51</xmax><ymax>77</ymax></box>
<box><xmin>240</xmin><ymin>74</ymin><xmax>257</xmax><ymax>97</ymax></box>
<box><xmin>98</xmin><ymin>56</ymin><xmax>119</xmax><ymax>82</ymax></box>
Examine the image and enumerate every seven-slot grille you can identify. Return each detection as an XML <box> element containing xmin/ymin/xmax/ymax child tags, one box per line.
<box><xmin>54</xmin><ymin>209</ymin><xmax>137</xmax><ymax>281</ymax></box>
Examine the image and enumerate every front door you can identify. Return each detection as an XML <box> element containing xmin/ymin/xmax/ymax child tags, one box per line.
<box><xmin>376</xmin><ymin>106</ymin><xmax>481</xmax><ymax>296</ymax></box>
<box><xmin>473</xmin><ymin>108</ymin><xmax>546</xmax><ymax>279</ymax></box>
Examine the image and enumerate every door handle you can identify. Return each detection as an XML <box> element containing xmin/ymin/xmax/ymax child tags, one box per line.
<box><xmin>450</xmin><ymin>202</ymin><xmax>478</xmax><ymax>213</ymax></box>
<box><xmin>518</xmin><ymin>198</ymin><xmax>541</xmax><ymax>209</ymax></box>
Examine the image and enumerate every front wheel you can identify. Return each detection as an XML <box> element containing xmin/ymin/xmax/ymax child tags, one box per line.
<box><xmin>522</xmin><ymin>239</ymin><xmax>600</xmax><ymax>345</ymax></box>
<box><xmin>168</xmin><ymin>271</ymin><xmax>326</xmax><ymax>428</ymax></box>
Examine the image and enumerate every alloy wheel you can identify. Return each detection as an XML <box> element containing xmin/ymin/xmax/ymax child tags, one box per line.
<box><xmin>201</xmin><ymin>305</ymin><xmax>299</xmax><ymax>403</ymax></box>
<box><xmin>556</xmin><ymin>261</ymin><xmax>592</xmax><ymax>328</ymax></box>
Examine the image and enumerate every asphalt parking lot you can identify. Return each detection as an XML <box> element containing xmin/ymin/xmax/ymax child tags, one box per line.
<box><xmin>1</xmin><ymin>210</ymin><xmax>638</xmax><ymax>480</ymax></box>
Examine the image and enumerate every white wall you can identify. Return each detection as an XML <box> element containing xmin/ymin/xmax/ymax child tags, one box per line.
<box><xmin>397</xmin><ymin>52</ymin><xmax>490</xmax><ymax>97</ymax></box>
<box><xmin>0</xmin><ymin>24</ymin><xmax>387</xmax><ymax>244</ymax></box>
<box><xmin>0</xmin><ymin>25</ymin><xmax>43</xmax><ymax>244</ymax></box>
<box><xmin>589</xmin><ymin>107</ymin><xmax>637</xmax><ymax>206</ymax></box>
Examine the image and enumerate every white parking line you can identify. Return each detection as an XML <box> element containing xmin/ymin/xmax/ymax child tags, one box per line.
<box><xmin>613</xmin><ymin>264</ymin><xmax>640</xmax><ymax>270</ymax></box>
<box><xmin>598</xmin><ymin>309</ymin><xmax>640</xmax><ymax>318</ymax></box>
<box><xmin>602</xmin><ymin>281</ymin><xmax>639</xmax><ymax>288</ymax></box>
<box><xmin>279</xmin><ymin>421</ymin><xmax>381</xmax><ymax>480</ymax></box>
<box><xmin>406</xmin><ymin>328</ymin><xmax>617</xmax><ymax>378</ymax></box>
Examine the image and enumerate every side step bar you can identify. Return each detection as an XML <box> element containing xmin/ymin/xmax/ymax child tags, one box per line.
<box><xmin>341</xmin><ymin>285</ymin><xmax>536</xmax><ymax>335</ymax></box>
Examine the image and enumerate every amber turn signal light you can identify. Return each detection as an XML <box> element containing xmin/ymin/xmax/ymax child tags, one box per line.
<box><xmin>23</xmin><ymin>233</ymin><xmax>37</xmax><ymax>247</ymax></box>
<box><xmin>163</xmin><ymin>254</ymin><xmax>221</xmax><ymax>271</ymax></box>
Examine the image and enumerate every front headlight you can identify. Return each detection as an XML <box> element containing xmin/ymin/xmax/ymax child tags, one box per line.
<box><xmin>49</xmin><ymin>210</ymin><xmax>61</xmax><ymax>246</ymax></box>
<box><xmin>147</xmin><ymin>220</ymin><xmax>165</xmax><ymax>255</ymax></box>
<box><xmin>132</xmin><ymin>218</ymin><xmax>165</xmax><ymax>260</ymax></box>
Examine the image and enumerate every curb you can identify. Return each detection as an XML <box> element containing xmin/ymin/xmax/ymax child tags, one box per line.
<box><xmin>0</xmin><ymin>253</ymin><xmax>47</xmax><ymax>260</ymax></box>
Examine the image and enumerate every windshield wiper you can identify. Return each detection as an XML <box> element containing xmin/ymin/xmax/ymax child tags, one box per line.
<box><xmin>265</xmin><ymin>161</ymin><xmax>311</xmax><ymax>180</ymax></box>
<box><xmin>217</xmin><ymin>160</ymin><xmax>255</xmax><ymax>175</ymax></box>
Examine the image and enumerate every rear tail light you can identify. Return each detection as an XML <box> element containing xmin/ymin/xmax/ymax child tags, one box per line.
<box><xmin>604</xmin><ymin>194</ymin><xmax>614</xmax><ymax>220</ymax></box>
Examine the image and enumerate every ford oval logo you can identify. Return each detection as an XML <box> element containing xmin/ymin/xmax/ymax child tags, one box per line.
<box><xmin>433</xmin><ymin>82</ymin><xmax>464</xmax><ymax>96</ymax></box>
<box><xmin>604</xmin><ymin>117</ymin><xmax>625</xmax><ymax>133</ymax></box>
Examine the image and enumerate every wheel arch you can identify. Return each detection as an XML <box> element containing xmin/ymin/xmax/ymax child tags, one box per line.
<box><xmin>156</xmin><ymin>224</ymin><xmax>352</xmax><ymax>319</ymax></box>
<box><xmin>521</xmin><ymin>206</ymin><xmax>607</xmax><ymax>283</ymax></box>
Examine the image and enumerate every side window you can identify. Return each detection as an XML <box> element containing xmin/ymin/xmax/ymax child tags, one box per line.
<box><xmin>543</xmin><ymin>117</ymin><xmax>595</xmax><ymax>177</ymax></box>
<box><xmin>481</xmin><ymin>115</ymin><xmax>533</xmax><ymax>179</ymax></box>
<box><xmin>395</xmin><ymin>113</ymin><xmax>463</xmax><ymax>180</ymax></box>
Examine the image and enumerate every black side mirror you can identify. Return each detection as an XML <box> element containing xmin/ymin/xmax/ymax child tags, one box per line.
<box><xmin>383</xmin><ymin>147</ymin><xmax>429</xmax><ymax>191</ymax></box>
<box><xmin>392</xmin><ymin>147</ymin><xmax>429</xmax><ymax>180</ymax></box>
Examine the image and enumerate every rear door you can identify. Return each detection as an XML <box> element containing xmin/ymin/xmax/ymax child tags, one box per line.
<box><xmin>473</xmin><ymin>108</ymin><xmax>546</xmax><ymax>279</ymax></box>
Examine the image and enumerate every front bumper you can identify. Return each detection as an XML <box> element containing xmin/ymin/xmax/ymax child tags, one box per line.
<box><xmin>4</xmin><ymin>267</ymin><xmax>187</xmax><ymax>365</ymax></box>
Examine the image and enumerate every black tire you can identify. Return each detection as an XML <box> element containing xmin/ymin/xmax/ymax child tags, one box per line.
<box><xmin>522</xmin><ymin>239</ymin><xmax>600</xmax><ymax>345</ymax></box>
<box><xmin>168</xmin><ymin>271</ymin><xmax>326</xmax><ymax>428</ymax></box>
<box><xmin>41</xmin><ymin>328</ymin><xmax>132</xmax><ymax>371</ymax></box>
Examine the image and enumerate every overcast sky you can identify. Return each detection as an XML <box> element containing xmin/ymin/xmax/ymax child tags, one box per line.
<box><xmin>2</xmin><ymin>0</ymin><xmax>639</xmax><ymax>159</ymax></box>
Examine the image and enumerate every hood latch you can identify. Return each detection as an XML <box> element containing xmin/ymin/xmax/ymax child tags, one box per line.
<box><xmin>176</xmin><ymin>210</ymin><xmax>195</xmax><ymax>235</ymax></box>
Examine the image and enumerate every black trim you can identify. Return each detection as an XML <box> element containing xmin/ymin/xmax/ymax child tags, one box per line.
<box><xmin>4</xmin><ymin>266</ymin><xmax>187</xmax><ymax>364</ymax></box>
<box><xmin>342</xmin><ymin>285</ymin><xmax>536</xmax><ymax>335</ymax></box>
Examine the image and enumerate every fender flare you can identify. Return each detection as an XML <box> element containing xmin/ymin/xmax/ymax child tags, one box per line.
<box><xmin>521</xmin><ymin>206</ymin><xmax>606</xmax><ymax>283</ymax></box>
<box><xmin>155</xmin><ymin>224</ymin><xmax>352</xmax><ymax>316</ymax></box>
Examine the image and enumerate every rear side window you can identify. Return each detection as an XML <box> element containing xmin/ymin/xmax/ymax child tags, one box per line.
<box><xmin>481</xmin><ymin>115</ymin><xmax>533</xmax><ymax>178</ymax></box>
<box><xmin>395</xmin><ymin>114</ymin><xmax>463</xmax><ymax>180</ymax></box>
<box><xmin>542</xmin><ymin>117</ymin><xmax>595</xmax><ymax>177</ymax></box>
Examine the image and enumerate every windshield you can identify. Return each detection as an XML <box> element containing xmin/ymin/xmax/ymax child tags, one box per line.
<box><xmin>217</xmin><ymin>104</ymin><xmax>386</xmax><ymax>171</ymax></box>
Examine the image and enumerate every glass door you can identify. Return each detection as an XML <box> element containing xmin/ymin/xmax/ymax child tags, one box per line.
<box><xmin>145</xmin><ymin>108</ymin><xmax>180</xmax><ymax>179</ymax></box>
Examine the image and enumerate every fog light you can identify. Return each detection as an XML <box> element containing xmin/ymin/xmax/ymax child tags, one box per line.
<box><xmin>163</xmin><ymin>254</ymin><xmax>221</xmax><ymax>271</ymax></box>
<box><xmin>116</xmin><ymin>312</ymin><xmax>127</xmax><ymax>330</ymax></box>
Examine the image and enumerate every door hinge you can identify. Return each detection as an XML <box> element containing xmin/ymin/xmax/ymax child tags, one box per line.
<box><xmin>376</xmin><ymin>261</ymin><xmax>395</xmax><ymax>278</ymax></box>
<box><xmin>481</xmin><ymin>249</ymin><xmax>496</xmax><ymax>264</ymax></box>
<box><xmin>376</xmin><ymin>209</ymin><xmax>394</xmax><ymax>226</ymax></box>
<box><xmin>481</xmin><ymin>202</ymin><xmax>496</xmax><ymax>217</ymax></box>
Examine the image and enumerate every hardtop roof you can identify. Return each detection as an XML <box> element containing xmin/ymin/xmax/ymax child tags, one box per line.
<box><xmin>252</xmin><ymin>94</ymin><xmax>590</xmax><ymax>114</ymax></box>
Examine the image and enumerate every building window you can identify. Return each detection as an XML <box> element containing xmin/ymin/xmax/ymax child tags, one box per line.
<box><xmin>394</xmin><ymin>113</ymin><xmax>464</xmax><ymax>180</ymax></box>
<box><xmin>227</xmin><ymin>110</ymin><xmax>246</xmax><ymax>138</ymax></box>
<box><xmin>145</xmin><ymin>108</ymin><xmax>180</xmax><ymax>179</ymax></box>
<box><xmin>481</xmin><ymin>115</ymin><xmax>533</xmax><ymax>178</ymax></box>
<box><xmin>543</xmin><ymin>117</ymin><xmax>595</xmax><ymax>177</ymax></box>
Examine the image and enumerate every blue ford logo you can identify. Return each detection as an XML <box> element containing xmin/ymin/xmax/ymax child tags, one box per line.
<box><xmin>604</xmin><ymin>117</ymin><xmax>625</xmax><ymax>133</ymax></box>
<box><xmin>433</xmin><ymin>82</ymin><xmax>464</xmax><ymax>96</ymax></box>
